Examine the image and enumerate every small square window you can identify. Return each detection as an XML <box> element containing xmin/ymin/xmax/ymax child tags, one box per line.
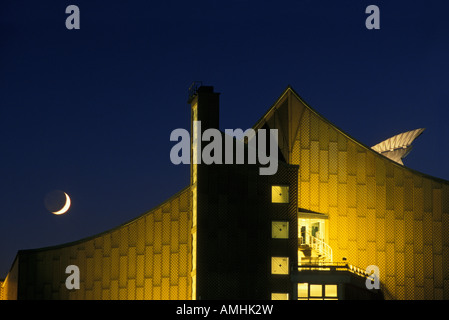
<box><xmin>272</xmin><ymin>221</ymin><xmax>289</xmax><ymax>239</ymax></box>
<box><xmin>271</xmin><ymin>257</ymin><xmax>289</xmax><ymax>275</ymax></box>
<box><xmin>309</xmin><ymin>284</ymin><xmax>322</xmax><ymax>297</ymax></box>
<box><xmin>272</xmin><ymin>186</ymin><xmax>289</xmax><ymax>203</ymax></box>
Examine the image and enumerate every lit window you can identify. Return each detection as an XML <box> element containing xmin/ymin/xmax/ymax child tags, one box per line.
<box><xmin>297</xmin><ymin>283</ymin><xmax>339</xmax><ymax>300</ymax></box>
<box><xmin>271</xmin><ymin>293</ymin><xmax>289</xmax><ymax>300</ymax></box>
<box><xmin>272</xmin><ymin>186</ymin><xmax>289</xmax><ymax>203</ymax></box>
<box><xmin>325</xmin><ymin>284</ymin><xmax>338</xmax><ymax>298</ymax></box>
<box><xmin>297</xmin><ymin>283</ymin><xmax>308</xmax><ymax>299</ymax></box>
<box><xmin>310</xmin><ymin>284</ymin><xmax>322</xmax><ymax>298</ymax></box>
<box><xmin>271</xmin><ymin>257</ymin><xmax>289</xmax><ymax>275</ymax></box>
<box><xmin>272</xmin><ymin>221</ymin><xmax>289</xmax><ymax>239</ymax></box>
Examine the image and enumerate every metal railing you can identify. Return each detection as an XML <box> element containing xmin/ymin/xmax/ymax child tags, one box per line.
<box><xmin>299</xmin><ymin>231</ymin><xmax>333</xmax><ymax>263</ymax></box>
<box><xmin>294</xmin><ymin>262</ymin><xmax>373</xmax><ymax>279</ymax></box>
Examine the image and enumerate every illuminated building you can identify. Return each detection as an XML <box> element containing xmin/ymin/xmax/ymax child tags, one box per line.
<box><xmin>1</xmin><ymin>85</ymin><xmax>448</xmax><ymax>300</ymax></box>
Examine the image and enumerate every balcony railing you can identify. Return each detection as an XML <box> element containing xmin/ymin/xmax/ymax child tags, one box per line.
<box><xmin>299</xmin><ymin>231</ymin><xmax>333</xmax><ymax>263</ymax></box>
<box><xmin>294</xmin><ymin>262</ymin><xmax>373</xmax><ymax>279</ymax></box>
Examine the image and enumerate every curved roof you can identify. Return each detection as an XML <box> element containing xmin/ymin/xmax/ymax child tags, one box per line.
<box><xmin>253</xmin><ymin>86</ymin><xmax>448</xmax><ymax>185</ymax></box>
<box><xmin>17</xmin><ymin>186</ymin><xmax>191</xmax><ymax>254</ymax></box>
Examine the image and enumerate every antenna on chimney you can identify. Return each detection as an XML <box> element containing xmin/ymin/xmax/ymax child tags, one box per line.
<box><xmin>188</xmin><ymin>81</ymin><xmax>203</xmax><ymax>103</ymax></box>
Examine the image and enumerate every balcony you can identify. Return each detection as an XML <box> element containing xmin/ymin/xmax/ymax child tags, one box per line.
<box><xmin>298</xmin><ymin>231</ymin><xmax>333</xmax><ymax>267</ymax></box>
<box><xmin>290</xmin><ymin>262</ymin><xmax>383</xmax><ymax>300</ymax></box>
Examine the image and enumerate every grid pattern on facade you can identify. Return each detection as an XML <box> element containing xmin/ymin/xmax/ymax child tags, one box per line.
<box><xmin>3</xmin><ymin>86</ymin><xmax>449</xmax><ymax>301</ymax></box>
<box><xmin>264</xmin><ymin>89</ymin><xmax>449</xmax><ymax>300</ymax></box>
<box><xmin>14</xmin><ymin>187</ymin><xmax>192</xmax><ymax>300</ymax></box>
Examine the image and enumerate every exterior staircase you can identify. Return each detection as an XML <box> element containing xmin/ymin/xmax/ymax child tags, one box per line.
<box><xmin>298</xmin><ymin>231</ymin><xmax>333</xmax><ymax>264</ymax></box>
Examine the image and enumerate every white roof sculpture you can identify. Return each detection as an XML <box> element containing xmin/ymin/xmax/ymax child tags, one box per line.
<box><xmin>371</xmin><ymin>128</ymin><xmax>425</xmax><ymax>165</ymax></box>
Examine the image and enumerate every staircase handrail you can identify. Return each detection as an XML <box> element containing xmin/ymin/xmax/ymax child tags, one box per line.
<box><xmin>300</xmin><ymin>231</ymin><xmax>333</xmax><ymax>263</ymax></box>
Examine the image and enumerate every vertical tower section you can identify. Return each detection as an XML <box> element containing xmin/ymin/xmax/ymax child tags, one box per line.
<box><xmin>187</xmin><ymin>85</ymin><xmax>220</xmax><ymax>300</ymax></box>
<box><xmin>188</xmin><ymin>84</ymin><xmax>298</xmax><ymax>299</ymax></box>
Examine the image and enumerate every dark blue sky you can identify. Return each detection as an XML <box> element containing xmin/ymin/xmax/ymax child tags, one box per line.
<box><xmin>1</xmin><ymin>0</ymin><xmax>448</xmax><ymax>278</ymax></box>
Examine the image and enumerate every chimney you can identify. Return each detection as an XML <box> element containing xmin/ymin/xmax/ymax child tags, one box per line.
<box><xmin>188</xmin><ymin>83</ymin><xmax>220</xmax><ymax>133</ymax></box>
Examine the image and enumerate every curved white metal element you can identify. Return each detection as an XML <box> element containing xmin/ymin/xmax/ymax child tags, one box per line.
<box><xmin>371</xmin><ymin>128</ymin><xmax>425</xmax><ymax>165</ymax></box>
<box><xmin>300</xmin><ymin>231</ymin><xmax>333</xmax><ymax>263</ymax></box>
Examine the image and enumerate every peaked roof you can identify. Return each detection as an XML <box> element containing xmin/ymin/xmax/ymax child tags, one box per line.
<box><xmin>252</xmin><ymin>86</ymin><xmax>448</xmax><ymax>184</ymax></box>
<box><xmin>252</xmin><ymin>86</ymin><xmax>307</xmax><ymax>163</ymax></box>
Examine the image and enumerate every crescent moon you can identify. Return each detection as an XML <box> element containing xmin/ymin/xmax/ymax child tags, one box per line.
<box><xmin>52</xmin><ymin>192</ymin><xmax>71</xmax><ymax>215</ymax></box>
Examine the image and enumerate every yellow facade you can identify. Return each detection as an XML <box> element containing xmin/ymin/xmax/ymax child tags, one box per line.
<box><xmin>4</xmin><ymin>187</ymin><xmax>192</xmax><ymax>300</ymax></box>
<box><xmin>2</xmin><ymin>85</ymin><xmax>449</xmax><ymax>300</ymax></box>
<box><xmin>261</xmin><ymin>88</ymin><xmax>449</xmax><ymax>300</ymax></box>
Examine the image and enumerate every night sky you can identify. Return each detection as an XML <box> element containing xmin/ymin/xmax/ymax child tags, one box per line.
<box><xmin>1</xmin><ymin>1</ymin><xmax>448</xmax><ymax>278</ymax></box>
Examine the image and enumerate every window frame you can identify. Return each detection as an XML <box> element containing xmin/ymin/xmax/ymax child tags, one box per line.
<box><xmin>271</xmin><ymin>256</ymin><xmax>290</xmax><ymax>275</ymax></box>
<box><xmin>271</xmin><ymin>185</ymin><xmax>289</xmax><ymax>203</ymax></box>
<box><xmin>271</xmin><ymin>221</ymin><xmax>289</xmax><ymax>239</ymax></box>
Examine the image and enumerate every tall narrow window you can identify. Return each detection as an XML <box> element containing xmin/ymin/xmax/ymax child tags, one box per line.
<box><xmin>297</xmin><ymin>283</ymin><xmax>308</xmax><ymax>300</ymax></box>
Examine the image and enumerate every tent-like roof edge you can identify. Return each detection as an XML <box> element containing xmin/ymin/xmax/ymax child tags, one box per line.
<box><xmin>17</xmin><ymin>185</ymin><xmax>191</xmax><ymax>255</ymax></box>
<box><xmin>252</xmin><ymin>85</ymin><xmax>449</xmax><ymax>186</ymax></box>
<box><xmin>13</xmin><ymin>86</ymin><xmax>449</xmax><ymax>257</ymax></box>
